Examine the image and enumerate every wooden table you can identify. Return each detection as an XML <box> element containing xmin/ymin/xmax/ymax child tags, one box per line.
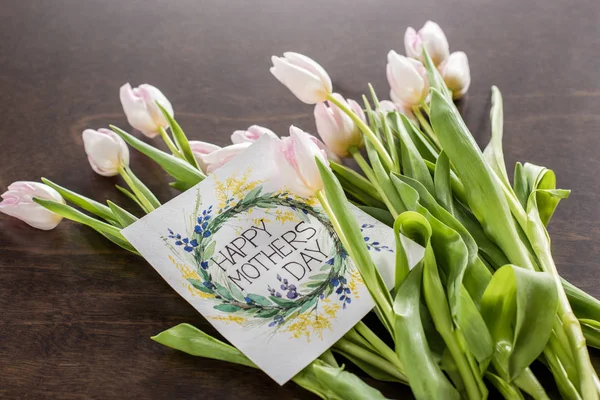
<box><xmin>1</xmin><ymin>0</ymin><xmax>599</xmax><ymax>398</ymax></box>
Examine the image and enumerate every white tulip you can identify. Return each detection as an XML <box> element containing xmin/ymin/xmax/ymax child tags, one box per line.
<box><xmin>440</xmin><ymin>51</ymin><xmax>471</xmax><ymax>100</ymax></box>
<box><xmin>387</xmin><ymin>50</ymin><xmax>430</xmax><ymax>106</ymax></box>
<box><xmin>404</xmin><ymin>21</ymin><xmax>450</xmax><ymax>66</ymax></box>
<box><xmin>270</xmin><ymin>52</ymin><xmax>332</xmax><ymax>104</ymax></box>
<box><xmin>82</xmin><ymin>128</ymin><xmax>130</xmax><ymax>177</ymax></box>
<box><xmin>119</xmin><ymin>83</ymin><xmax>173</xmax><ymax>138</ymax></box>
<box><xmin>231</xmin><ymin>125</ymin><xmax>278</xmax><ymax>144</ymax></box>
<box><xmin>0</xmin><ymin>182</ymin><xmax>65</xmax><ymax>230</ymax></box>
<box><xmin>314</xmin><ymin>94</ymin><xmax>364</xmax><ymax>157</ymax></box>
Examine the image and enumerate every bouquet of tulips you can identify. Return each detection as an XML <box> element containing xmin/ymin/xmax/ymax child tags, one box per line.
<box><xmin>3</xmin><ymin>21</ymin><xmax>600</xmax><ymax>400</ymax></box>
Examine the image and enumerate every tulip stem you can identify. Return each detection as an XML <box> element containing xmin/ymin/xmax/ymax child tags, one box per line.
<box><xmin>350</xmin><ymin>147</ymin><xmax>400</xmax><ymax>218</ymax></box>
<box><xmin>158</xmin><ymin>126</ymin><xmax>184</xmax><ymax>159</ymax></box>
<box><xmin>118</xmin><ymin>166</ymin><xmax>155</xmax><ymax>213</ymax></box>
<box><xmin>413</xmin><ymin>106</ymin><xmax>441</xmax><ymax>150</ymax></box>
<box><xmin>327</xmin><ymin>93</ymin><xmax>394</xmax><ymax>171</ymax></box>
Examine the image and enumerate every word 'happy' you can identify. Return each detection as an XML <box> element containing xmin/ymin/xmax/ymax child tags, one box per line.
<box><xmin>210</xmin><ymin>220</ymin><xmax>329</xmax><ymax>291</ymax></box>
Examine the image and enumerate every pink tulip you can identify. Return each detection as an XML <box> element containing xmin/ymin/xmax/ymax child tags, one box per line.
<box><xmin>119</xmin><ymin>83</ymin><xmax>173</xmax><ymax>138</ymax></box>
<box><xmin>189</xmin><ymin>141</ymin><xmax>222</xmax><ymax>173</ymax></box>
<box><xmin>387</xmin><ymin>50</ymin><xmax>430</xmax><ymax>106</ymax></box>
<box><xmin>0</xmin><ymin>182</ymin><xmax>64</xmax><ymax>230</ymax></box>
<box><xmin>82</xmin><ymin>128</ymin><xmax>130</xmax><ymax>177</ymax></box>
<box><xmin>306</xmin><ymin>133</ymin><xmax>341</xmax><ymax>164</ymax></box>
<box><xmin>231</xmin><ymin>125</ymin><xmax>278</xmax><ymax>144</ymax></box>
<box><xmin>277</xmin><ymin>126</ymin><xmax>328</xmax><ymax>198</ymax></box>
<box><xmin>270</xmin><ymin>52</ymin><xmax>332</xmax><ymax>104</ymax></box>
<box><xmin>384</xmin><ymin>94</ymin><xmax>418</xmax><ymax>124</ymax></box>
<box><xmin>439</xmin><ymin>51</ymin><xmax>471</xmax><ymax>100</ymax></box>
<box><xmin>201</xmin><ymin>143</ymin><xmax>251</xmax><ymax>174</ymax></box>
<box><xmin>314</xmin><ymin>94</ymin><xmax>365</xmax><ymax>158</ymax></box>
<box><xmin>404</xmin><ymin>21</ymin><xmax>449</xmax><ymax>66</ymax></box>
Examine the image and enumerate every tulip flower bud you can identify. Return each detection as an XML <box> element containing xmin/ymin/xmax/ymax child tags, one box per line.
<box><xmin>385</xmin><ymin>93</ymin><xmax>418</xmax><ymax>124</ymax></box>
<box><xmin>277</xmin><ymin>126</ymin><xmax>328</xmax><ymax>198</ymax></box>
<box><xmin>270</xmin><ymin>52</ymin><xmax>332</xmax><ymax>104</ymax></box>
<box><xmin>189</xmin><ymin>141</ymin><xmax>221</xmax><ymax>173</ymax></box>
<box><xmin>404</xmin><ymin>21</ymin><xmax>450</xmax><ymax>66</ymax></box>
<box><xmin>231</xmin><ymin>125</ymin><xmax>278</xmax><ymax>144</ymax></box>
<box><xmin>439</xmin><ymin>51</ymin><xmax>471</xmax><ymax>100</ymax></box>
<box><xmin>0</xmin><ymin>182</ymin><xmax>65</xmax><ymax>230</ymax></box>
<box><xmin>82</xmin><ymin>128</ymin><xmax>130</xmax><ymax>177</ymax></box>
<box><xmin>307</xmin><ymin>133</ymin><xmax>341</xmax><ymax>164</ymax></box>
<box><xmin>201</xmin><ymin>143</ymin><xmax>251</xmax><ymax>174</ymax></box>
<box><xmin>314</xmin><ymin>94</ymin><xmax>364</xmax><ymax>158</ymax></box>
<box><xmin>119</xmin><ymin>83</ymin><xmax>174</xmax><ymax>138</ymax></box>
<box><xmin>387</xmin><ymin>50</ymin><xmax>430</xmax><ymax>106</ymax></box>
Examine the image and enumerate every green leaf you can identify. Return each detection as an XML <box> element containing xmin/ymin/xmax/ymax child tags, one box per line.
<box><xmin>422</xmin><ymin>48</ymin><xmax>452</xmax><ymax>100</ymax></box>
<box><xmin>317</xmin><ymin>158</ymin><xmax>394</xmax><ymax>333</ymax></box>
<box><xmin>387</xmin><ymin>113</ymin><xmax>438</xmax><ymax>163</ymax></box>
<box><xmin>330</xmin><ymin>161</ymin><xmax>383</xmax><ymax>202</ymax></box>
<box><xmin>202</xmin><ymin>241</ymin><xmax>216</xmax><ymax>261</ymax></box>
<box><xmin>33</xmin><ymin>198</ymin><xmax>137</xmax><ymax>253</ymax></box>
<box><xmin>212</xmin><ymin>282</ymin><xmax>234</xmax><ymax>301</ymax></box>
<box><xmin>356</xmin><ymin>206</ymin><xmax>394</xmax><ymax>226</ymax></box>
<box><xmin>189</xmin><ymin>279</ymin><xmax>213</xmax><ymax>294</ymax></box>
<box><xmin>515</xmin><ymin>163</ymin><xmax>570</xmax><ymax>226</ymax></box>
<box><xmin>483</xmin><ymin>86</ymin><xmax>511</xmax><ymax>190</ymax></box>
<box><xmin>429</xmin><ymin>88</ymin><xmax>535</xmax><ymax>271</ymax></box>
<box><xmin>294</xmin><ymin>359</ymin><xmax>390</xmax><ymax>400</ymax></box>
<box><xmin>157</xmin><ymin>102</ymin><xmax>200</xmax><ymax>170</ymax></box>
<box><xmin>111</xmin><ymin>125</ymin><xmax>204</xmax><ymax>186</ymax></box>
<box><xmin>433</xmin><ymin>151</ymin><xmax>454</xmax><ymax>214</ymax></box>
<box><xmin>255</xmin><ymin>309</ymin><xmax>279</xmax><ymax>318</ymax></box>
<box><xmin>169</xmin><ymin>181</ymin><xmax>196</xmax><ymax>192</ymax></box>
<box><xmin>269</xmin><ymin>296</ymin><xmax>296</xmax><ymax>307</ymax></box>
<box><xmin>243</xmin><ymin>186</ymin><xmax>263</xmax><ymax>202</ymax></box>
<box><xmin>393</xmin><ymin>211</ymin><xmax>429</xmax><ymax>287</ymax></box>
<box><xmin>120</xmin><ymin>166</ymin><xmax>161</xmax><ymax>210</ymax></box>
<box><xmin>393</xmin><ymin>264</ymin><xmax>461</xmax><ymax>400</ymax></box>
<box><xmin>299</xmin><ymin>297</ymin><xmax>318</xmax><ymax>314</ymax></box>
<box><xmin>392</xmin><ymin>114</ymin><xmax>435</xmax><ymax>195</ymax></box>
<box><xmin>246</xmin><ymin>293</ymin><xmax>272</xmax><ymax>306</ymax></box>
<box><xmin>481</xmin><ymin>264</ymin><xmax>558</xmax><ymax>380</ymax></box>
<box><xmin>364</xmin><ymin>137</ymin><xmax>406</xmax><ymax>216</ymax></box>
<box><xmin>41</xmin><ymin>178</ymin><xmax>118</xmax><ymax>226</ymax></box>
<box><xmin>107</xmin><ymin>200</ymin><xmax>138</xmax><ymax>227</ymax></box>
<box><xmin>308</xmin><ymin>273</ymin><xmax>330</xmax><ymax>282</ymax></box>
<box><xmin>151</xmin><ymin>323</ymin><xmax>255</xmax><ymax>368</ymax></box>
<box><xmin>331</xmin><ymin>347</ymin><xmax>405</xmax><ymax>383</ymax></box>
<box><xmin>213</xmin><ymin>303</ymin><xmax>242</xmax><ymax>313</ymax></box>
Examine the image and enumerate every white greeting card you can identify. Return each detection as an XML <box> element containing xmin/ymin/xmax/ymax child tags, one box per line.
<box><xmin>122</xmin><ymin>136</ymin><xmax>420</xmax><ymax>384</ymax></box>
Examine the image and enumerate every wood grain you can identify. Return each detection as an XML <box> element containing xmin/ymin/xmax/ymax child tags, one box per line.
<box><xmin>1</xmin><ymin>0</ymin><xmax>599</xmax><ymax>398</ymax></box>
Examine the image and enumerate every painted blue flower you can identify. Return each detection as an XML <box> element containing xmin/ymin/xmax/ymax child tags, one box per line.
<box><xmin>200</xmin><ymin>261</ymin><xmax>209</xmax><ymax>269</ymax></box>
<box><xmin>331</xmin><ymin>277</ymin><xmax>339</xmax><ymax>287</ymax></box>
<box><xmin>184</xmin><ymin>246</ymin><xmax>194</xmax><ymax>252</ymax></box>
<box><xmin>203</xmin><ymin>231</ymin><xmax>211</xmax><ymax>238</ymax></box>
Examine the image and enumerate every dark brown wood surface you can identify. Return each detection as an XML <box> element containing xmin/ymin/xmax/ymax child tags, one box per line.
<box><xmin>1</xmin><ymin>0</ymin><xmax>599</xmax><ymax>398</ymax></box>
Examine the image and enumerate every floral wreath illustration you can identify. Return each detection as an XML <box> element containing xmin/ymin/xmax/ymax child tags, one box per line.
<box><xmin>163</xmin><ymin>185</ymin><xmax>390</xmax><ymax>330</ymax></box>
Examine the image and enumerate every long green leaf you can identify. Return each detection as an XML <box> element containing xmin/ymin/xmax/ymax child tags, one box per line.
<box><xmin>317</xmin><ymin>158</ymin><xmax>394</xmax><ymax>332</ymax></box>
<box><xmin>483</xmin><ymin>86</ymin><xmax>511</xmax><ymax>189</ymax></box>
<box><xmin>394</xmin><ymin>263</ymin><xmax>460</xmax><ymax>400</ymax></box>
<box><xmin>122</xmin><ymin>166</ymin><xmax>161</xmax><ymax>209</ymax></box>
<box><xmin>107</xmin><ymin>201</ymin><xmax>138</xmax><ymax>227</ymax></box>
<box><xmin>433</xmin><ymin>151</ymin><xmax>454</xmax><ymax>214</ymax></box>
<box><xmin>330</xmin><ymin>161</ymin><xmax>383</xmax><ymax>202</ymax></box>
<box><xmin>481</xmin><ymin>264</ymin><xmax>558</xmax><ymax>380</ymax></box>
<box><xmin>157</xmin><ymin>103</ymin><xmax>200</xmax><ymax>169</ymax></box>
<box><xmin>429</xmin><ymin>88</ymin><xmax>535</xmax><ymax>271</ymax></box>
<box><xmin>41</xmin><ymin>177</ymin><xmax>118</xmax><ymax>226</ymax></box>
<box><xmin>111</xmin><ymin>125</ymin><xmax>204</xmax><ymax>186</ymax></box>
<box><xmin>153</xmin><ymin>324</ymin><xmax>388</xmax><ymax>400</ymax></box>
<box><xmin>33</xmin><ymin>198</ymin><xmax>136</xmax><ymax>253</ymax></box>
